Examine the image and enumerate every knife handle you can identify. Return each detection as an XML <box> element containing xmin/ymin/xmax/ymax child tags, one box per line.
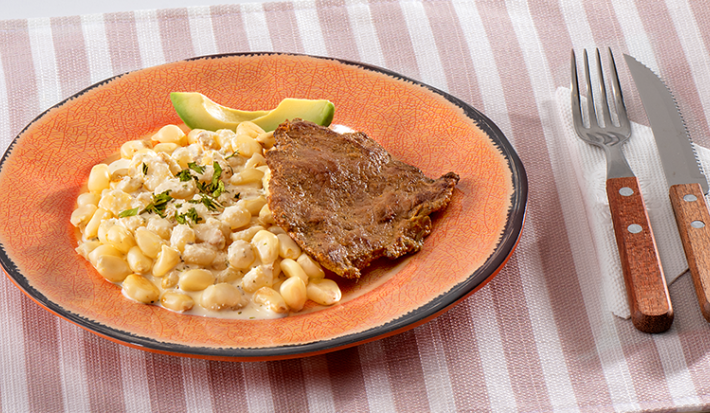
<box><xmin>669</xmin><ymin>183</ymin><xmax>710</xmax><ymax>322</ymax></box>
<box><xmin>607</xmin><ymin>177</ymin><xmax>673</xmax><ymax>333</ymax></box>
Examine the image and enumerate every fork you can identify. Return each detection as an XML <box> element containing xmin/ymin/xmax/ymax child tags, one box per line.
<box><xmin>571</xmin><ymin>48</ymin><xmax>673</xmax><ymax>333</ymax></box>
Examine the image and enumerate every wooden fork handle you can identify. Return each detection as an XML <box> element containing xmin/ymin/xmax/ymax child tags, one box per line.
<box><xmin>669</xmin><ymin>183</ymin><xmax>710</xmax><ymax>322</ymax></box>
<box><xmin>607</xmin><ymin>177</ymin><xmax>673</xmax><ymax>333</ymax></box>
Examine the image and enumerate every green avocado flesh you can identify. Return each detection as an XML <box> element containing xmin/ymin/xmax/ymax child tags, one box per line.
<box><xmin>170</xmin><ymin>92</ymin><xmax>335</xmax><ymax>132</ymax></box>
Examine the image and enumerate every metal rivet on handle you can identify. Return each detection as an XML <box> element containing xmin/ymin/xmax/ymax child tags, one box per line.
<box><xmin>628</xmin><ymin>224</ymin><xmax>643</xmax><ymax>234</ymax></box>
<box><xmin>619</xmin><ymin>187</ymin><xmax>634</xmax><ymax>196</ymax></box>
<box><xmin>684</xmin><ymin>194</ymin><xmax>698</xmax><ymax>202</ymax></box>
<box><xmin>692</xmin><ymin>220</ymin><xmax>705</xmax><ymax>228</ymax></box>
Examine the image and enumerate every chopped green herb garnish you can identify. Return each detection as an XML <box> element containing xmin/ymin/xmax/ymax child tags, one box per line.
<box><xmin>175</xmin><ymin>207</ymin><xmax>202</xmax><ymax>225</ymax></box>
<box><xmin>176</xmin><ymin>169</ymin><xmax>193</xmax><ymax>182</ymax></box>
<box><xmin>225</xmin><ymin>150</ymin><xmax>239</xmax><ymax>159</ymax></box>
<box><xmin>189</xmin><ymin>194</ymin><xmax>222</xmax><ymax>211</ymax></box>
<box><xmin>212</xmin><ymin>161</ymin><xmax>222</xmax><ymax>187</ymax></box>
<box><xmin>188</xmin><ymin>162</ymin><xmax>205</xmax><ymax>174</ymax></box>
<box><xmin>142</xmin><ymin>162</ymin><xmax>148</xmax><ymax>175</ymax></box>
<box><xmin>118</xmin><ymin>208</ymin><xmax>139</xmax><ymax>218</ymax></box>
<box><xmin>212</xmin><ymin>180</ymin><xmax>225</xmax><ymax>198</ymax></box>
<box><xmin>141</xmin><ymin>190</ymin><xmax>173</xmax><ymax>218</ymax></box>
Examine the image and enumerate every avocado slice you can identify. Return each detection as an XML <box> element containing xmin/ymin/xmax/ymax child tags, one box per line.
<box><xmin>170</xmin><ymin>92</ymin><xmax>270</xmax><ymax>131</ymax></box>
<box><xmin>170</xmin><ymin>92</ymin><xmax>334</xmax><ymax>132</ymax></box>
<box><xmin>249</xmin><ymin>98</ymin><xmax>335</xmax><ymax>132</ymax></box>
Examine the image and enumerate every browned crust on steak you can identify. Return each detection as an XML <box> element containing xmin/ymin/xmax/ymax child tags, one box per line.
<box><xmin>265</xmin><ymin>120</ymin><xmax>459</xmax><ymax>279</ymax></box>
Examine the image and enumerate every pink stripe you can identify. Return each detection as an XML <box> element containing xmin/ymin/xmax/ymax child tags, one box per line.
<box><xmin>263</xmin><ymin>2</ymin><xmax>305</xmax><ymax>53</ymax></box>
<box><xmin>436</xmin><ymin>308</ymin><xmax>492</xmax><ymax>410</ymax></box>
<box><xmin>267</xmin><ymin>359</ymin><xmax>310</xmax><ymax>411</ymax></box>
<box><xmin>209</xmin><ymin>5</ymin><xmax>251</xmax><ymax>54</ymax></box>
<box><xmin>145</xmin><ymin>353</ymin><xmax>187</xmax><ymax>412</ymax></box>
<box><xmin>104</xmin><ymin>12</ymin><xmax>143</xmax><ymax>75</ymax></box>
<box><xmin>422</xmin><ymin>0</ymin><xmax>483</xmax><ymax>107</ymax></box>
<box><xmin>207</xmin><ymin>361</ymin><xmax>249</xmax><ymax>411</ymax></box>
<box><xmin>488</xmin><ymin>262</ymin><xmax>553</xmax><ymax>411</ymax></box>
<box><xmin>325</xmin><ymin>348</ymin><xmax>370</xmax><ymax>411</ymax></box>
<box><xmin>580</xmin><ymin>0</ymin><xmax>648</xmax><ymax>131</ymax></box>
<box><xmin>50</xmin><ymin>16</ymin><xmax>90</xmax><ymax>98</ymax></box>
<box><xmin>381</xmin><ymin>331</ymin><xmax>430</xmax><ymax>411</ymax></box>
<box><xmin>633</xmin><ymin>0</ymin><xmax>710</xmax><ymax>147</ymax></box>
<box><xmin>0</xmin><ymin>19</ymin><xmax>40</xmax><ymax>135</ymax></box>
<box><xmin>82</xmin><ymin>334</ymin><xmax>126</xmax><ymax>412</ymax></box>
<box><xmin>613</xmin><ymin>319</ymin><xmax>674</xmax><ymax>410</ymax></box>
<box><xmin>157</xmin><ymin>8</ymin><xmax>195</xmax><ymax>63</ymax></box>
<box><xmin>315</xmin><ymin>0</ymin><xmax>361</xmax><ymax>60</ymax></box>
<box><xmin>368</xmin><ymin>0</ymin><xmax>420</xmax><ymax>79</ymax></box>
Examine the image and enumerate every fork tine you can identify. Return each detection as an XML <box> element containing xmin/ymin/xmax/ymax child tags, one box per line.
<box><xmin>583</xmin><ymin>50</ymin><xmax>598</xmax><ymax>128</ymax></box>
<box><xmin>570</xmin><ymin>50</ymin><xmax>584</xmax><ymax>128</ymax></box>
<box><xmin>595</xmin><ymin>48</ymin><xmax>611</xmax><ymax>128</ymax></box>
<box><xmin>607</xmin><ymin>48</ymin><xmax>630</xmax><ymax>134</ymax></box>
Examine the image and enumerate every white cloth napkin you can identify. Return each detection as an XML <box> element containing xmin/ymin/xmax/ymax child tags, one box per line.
<box><xmin>555</xmin><ymin>87</ymin><xmax>710</xmax><ymax>318</ymax></box>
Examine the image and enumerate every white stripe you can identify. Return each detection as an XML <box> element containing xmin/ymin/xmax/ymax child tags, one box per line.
<box><xmin>241</xmin><ymin>3</ymin><xmax>273</xmax><ymax>52</ymax></box>
<box><xmin>507</xmin><ymin>2</ymin><xmax>640</xmax><ymax>409</ymax></box>
<box><xmin>413</xmin><ymin>323</ymin><xmax>456</xmax><ymax>413</ymax></box>
<box><xmin>344</xmin><ymin>0</ymin><xmax>386</xmax><ymax>68</ymax></box>
<box><xmin>451</xmin><ymin>0</ymin><xmax>513</xmax><ymax>140</ymax></box>
<box><xmin>181</xmin><ymin>358</ymin><xmax>214</xmax><ymax>412</ymax></box>
<box><xmin>300</xmin><ymin>356</ymin><xmax>336</xmax><ymax>412</ymax></box>
<box><xmin>468</xmin><ymin>288</ymin><xmax>517</xmax><ymax>412</ymax></box>
<box><xmin>119</xmin><ymin>348</ymin><xmax>152</xmax><ymax>413</ymax></box>
<box><xmin>56</xmin><ymin>323</ymin><xmax>91</xmax><ymax>413</ymax></box>
<box><xmin>653</xmin><ymin>333</ymin><xmax>703</xmax><ymax>408</ymax></box>
<box><xmin>609</xmin><ymin>0</ymin><xmax>659</xmax><ymax>72</ymax></box>
<box><xmin>293</xmin><ymin>0</ymin><xmax>328</xmax><ymax>56</ymax></box>
<box><xmin>242</xmin><ymin>362</ymin><xmax>275</xmax><ymax>413</ymax></box>
<box><xmin>0</xmin><ymin>280</ymin><xmax>30</xmax><ymax>412</ymax></box>
<box><xmin>27</xmin><ymin>17</ymin><xmax>61</xmax><ymax>110</ymax></box>
<box><xmin>358</xmin><ymin>341</ymin><xmax>397</xmax><ymax>413</ymax></box>
<box><xmin>81</xmin><ymin>14</ymin><xmax>114</xmax><ymax>84</ymax></box>
<box><xmin>399</xmin><ymin>0</ymin><xmax>448</xmax><ymax>91</ymax></box>
<box><xmin>134</xmin><ymin>9</ymin><xmax>166</xmax><ymax>68</ymax></box>
<box><xmin>188</xmin><ymin>6</ymin><xmax>218</xmax><ymax>57</ymax></box>
<box><xmin>666</xmin><ymin>0</ymin><xmax>710</xmax><ymax>133</ymax></box>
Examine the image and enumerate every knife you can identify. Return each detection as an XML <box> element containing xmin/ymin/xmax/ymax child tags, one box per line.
<box><xmin>625</xmin><ymin>54</ymin><xmax>710</xmax><ymax>322</ymax></box>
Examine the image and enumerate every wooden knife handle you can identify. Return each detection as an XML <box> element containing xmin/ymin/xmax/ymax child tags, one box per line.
<box><xmin>607</xmin><ymin>177</ymin><xmax>673</xmax><ymax>333</ymax></box>
<box><xmin>669</xmin><ymin>183</ymin><xmax>710</xmax><ymax>322</ymax></box>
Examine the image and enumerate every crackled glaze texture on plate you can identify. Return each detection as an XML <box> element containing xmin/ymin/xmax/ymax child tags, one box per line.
<box><xmin>0</xmin><ymin>53</ymin><xmax>527</xmax><ymax>361</ymax></box>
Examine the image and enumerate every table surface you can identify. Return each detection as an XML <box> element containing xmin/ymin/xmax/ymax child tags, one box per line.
<box><xmin>2</xmin><ymin>0</ymin><xmax>710</xmax><ymax>412</ymax></box>
<box><xmin>7</xmin><ymin>0</ymin><xmax>257</xmax><ymax>20</ymax></box>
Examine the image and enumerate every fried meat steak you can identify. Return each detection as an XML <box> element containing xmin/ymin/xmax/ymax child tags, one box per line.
<box><xmin>265</xmin><ymin>120</ymin><xmax>459</xmax><ymax>279</ymax></box>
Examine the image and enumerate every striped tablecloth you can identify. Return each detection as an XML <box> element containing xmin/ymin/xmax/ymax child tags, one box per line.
<box><xmin>2</xmin><ymin>0</ymin><xmax>710</xmax><ymax>411</ymax></box>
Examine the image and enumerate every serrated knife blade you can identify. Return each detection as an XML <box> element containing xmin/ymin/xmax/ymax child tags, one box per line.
<box><xmin>625</xmin><ymin>53</ymin><xmax>710</xmax><ymax>322</ymax></box>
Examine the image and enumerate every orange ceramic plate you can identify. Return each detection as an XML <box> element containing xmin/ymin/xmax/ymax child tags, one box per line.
<box><xmin>0</xmin><ymin>53</ymin><xmax>526</xmax><ymax>361</ymax></box>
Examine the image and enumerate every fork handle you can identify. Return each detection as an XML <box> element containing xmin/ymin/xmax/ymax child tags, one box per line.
<box><xmin>607</xmin><ymin>176</ymin><xmax>673</xmax><ymax>333</ymax></box>
<box><xmin>669</xmin><ymin>183</ymin><xmax>710</xmax><ymax>322</ymax></box>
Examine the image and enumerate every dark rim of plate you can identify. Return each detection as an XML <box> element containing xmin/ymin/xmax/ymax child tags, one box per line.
<box><xmin>0</xmin><ymin>52</ymin><xmax>528</xmax><ymax>360</ymax></box>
